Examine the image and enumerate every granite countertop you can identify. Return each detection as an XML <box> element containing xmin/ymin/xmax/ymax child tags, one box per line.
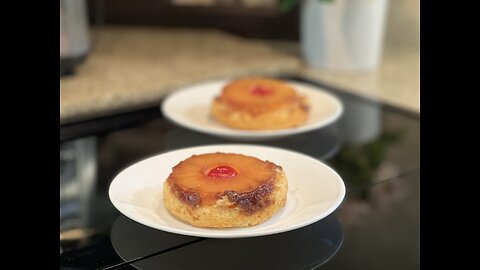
<box><xmin>299</xmin><ymin>47</ymin><xmax>419</xmax><ymax>113</ymax></box>
<box><xmin>60</xmin><ymin>26</ymin><xmax>302</xmax><ymax>124</ymax></box>
<box><xmin>60</xmin><ymin>24</ymin><xmax>419</xmax><ymax>124</ymax></box>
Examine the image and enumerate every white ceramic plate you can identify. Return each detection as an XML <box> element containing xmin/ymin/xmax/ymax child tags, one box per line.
<box><xmin>161</xmin><ymin>80</ymin><xmax>343</xmax><ymax>141</ymax></box>
<box><xmin>109</xmin><ymin>144</ymin><xmax>346</xmax><ymax>238</ymax></box>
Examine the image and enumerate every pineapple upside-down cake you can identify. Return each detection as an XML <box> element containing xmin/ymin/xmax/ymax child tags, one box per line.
<box><xmin>211</xmin><ymin>78</ymin><xmax>309</xmax><ymax>130</ymax></box>
<box><xmin>163</xmin><ymin>152</ymin><xmax>288</xmax><ymax>228</ymax></box>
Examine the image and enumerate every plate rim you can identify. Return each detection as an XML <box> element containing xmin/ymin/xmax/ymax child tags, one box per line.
<box><xmin>109</xmin><ymin>144</ymin><xmax>346</xmax><ymax>238</ymax></box>
<box><xmin>160</xmin><ymin>79</ymin><xmax>344</xmax><ymax>140</ymax></box>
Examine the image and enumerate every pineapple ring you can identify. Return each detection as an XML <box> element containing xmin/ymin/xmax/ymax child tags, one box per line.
<box><xmin>211</xmin><ymin>77</ymin><xmax>309</xmax><ymax>130</ymax></box>
<box><xmin>163</xmin><ymin>152</ymin><xmax>288</xmax><ymax>228</ymax></box>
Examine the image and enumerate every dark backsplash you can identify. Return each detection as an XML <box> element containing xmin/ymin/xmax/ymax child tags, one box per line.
<box><xmin>87</xmin><ymin>0</ymin><xmax>300</xmax><ymax>40</ymax></box>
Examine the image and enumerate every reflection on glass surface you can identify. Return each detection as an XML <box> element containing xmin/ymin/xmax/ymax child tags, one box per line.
<box><xmin>163</xmin><ymin>123</ymin><xmax>341</xmax><ymax>161</ymax></box>
<box><xmin>111</xmin><ymin>214</ymin><xmax>343</xmax><ymax>270</ymax></box>
<box><xmin>331</xmin><ymin>94</ymin><xmax>394</xmax><ymax>191</ymax></box>
<box><xmin>338</xmin><ymin>97</ymin><xmax>382</xmax><ymax>144</ymax></box>
<box><xmin>324</xmin><ymin>94</ymin><xmax>418</xmax><ymax>191</ymax></box>
<box><xmin>59</xmin><ymin>79</ymin><xmax>419</xmax><ymax>269</ymax></box>
<box><xmin>337</xmin><ymin>172</ymin><xmax>416</xmax><ymax>226</ymax></box>
<box><xmin>322</xmin><ymin>172</ymin><xmax>420</xmax><ymax>270</ymax></box>
<box><xmin>59</xmin><ymin>87</ymin><xmax>418</xmax><ymax>235</ymax></box>
<box><xmin>330</xmin><ymin>131</ymin><xmax>401</xmax><ymax>190</ymax></box>
<box><xmin>60</xmin><ymin>137</ymin><xmax>97</xmax><ymax>233</ymax></box>
<box><xmin>111</xmin><ymin>215</ymin><xmax>198</xmax><ymax>260</ymax></box>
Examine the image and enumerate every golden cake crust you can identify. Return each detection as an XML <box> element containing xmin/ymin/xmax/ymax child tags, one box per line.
<box><xmin>162</xmin><ymin>153</ymin><xmax>288</xmax><ymax>228</ymax></box>
<box><xmin>211</xmin><ymin>78</ymin><xmax>309</xmax><ymax>130</ymax></box>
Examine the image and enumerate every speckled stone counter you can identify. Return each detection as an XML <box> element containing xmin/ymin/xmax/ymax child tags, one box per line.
<box><xmin>60</xmin><ymin>24</ymin><xmax>419</xmax><ymax>124</ymax></box>
<box><xmin>298</xmin><ymin>47</ymin><xmax>419</xmax><ymax>113</ymax></box>
<box><xmin>60</xmin><ymin>26</ymin><xmax>302</xmax><ymax>124</ymax></box>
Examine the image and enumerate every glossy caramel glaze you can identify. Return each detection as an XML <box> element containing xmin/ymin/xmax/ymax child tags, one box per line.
<box><xmin>215</xmin><ymin>77</ymin><xmax>308</xmax><ymax>116</ymax></box>
<box><xmin>165</xmin><ymin>153</ymin><xmax>280</xmax><ymax>209</ymax></box>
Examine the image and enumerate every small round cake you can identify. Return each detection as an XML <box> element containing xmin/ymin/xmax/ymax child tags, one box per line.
<box><xmin>211</xmin><ymin>77</ymin><xmax>310</xmax><ymax>130</ymax></box>
<box><xmin>163</xmin><ymin>152</ymin><xmax>288</xmax><ymax>228</ymax></box>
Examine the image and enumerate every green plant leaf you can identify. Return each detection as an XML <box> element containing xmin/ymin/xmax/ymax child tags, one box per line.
<box><xmin>279</xmin><ymin>0</ymin><xmax>298</xmax><ymax>12</ymax></box>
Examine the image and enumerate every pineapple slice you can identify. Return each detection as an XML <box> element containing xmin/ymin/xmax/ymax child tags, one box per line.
<box><xmin>167</xmin><ymin>152</ymin><xmax>278</xmax><ymax>206</ymax></box>
<box><xmin>163</xmin><ymin>152</ymin><xmax>288</xmax><ymax>227</ymax></box>
<box><xmin>211</xmin><ymin>77</ymin><xmax>309</xmax><ymax>130</ymax></box>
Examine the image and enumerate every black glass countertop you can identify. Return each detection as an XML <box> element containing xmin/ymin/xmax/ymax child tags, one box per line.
<box><xmin>60</xmin><ymin>77</ymin><xmax>419</xmax><ymax>270</ymax></box>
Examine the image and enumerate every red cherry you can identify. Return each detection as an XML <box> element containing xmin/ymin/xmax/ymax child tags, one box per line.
<box><xmin>207</xmin><ymin>166</ymin><xmax>237</xmax><ymax>178</ymax></box>
<box><xmin>250</xmin><ymin>85</ymin><xmax>273</xmax><ymax>96</ymax></box>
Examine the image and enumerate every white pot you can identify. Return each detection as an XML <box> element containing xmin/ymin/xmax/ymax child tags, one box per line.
<box><xmin>300</xmin><ymin>0</ymin><xmax>389</xmax><ymax>71</ymax></box>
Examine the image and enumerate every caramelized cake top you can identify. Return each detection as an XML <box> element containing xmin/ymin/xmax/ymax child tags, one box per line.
<box><xmin>215</xmin><ymin>78</ymin><xmax>306</xmax><ymax>115</ymax></box>
<box><xmin>166</xmin><ymin>152</ymin><xmax>280</xmax><ymax>207</ymax></box>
